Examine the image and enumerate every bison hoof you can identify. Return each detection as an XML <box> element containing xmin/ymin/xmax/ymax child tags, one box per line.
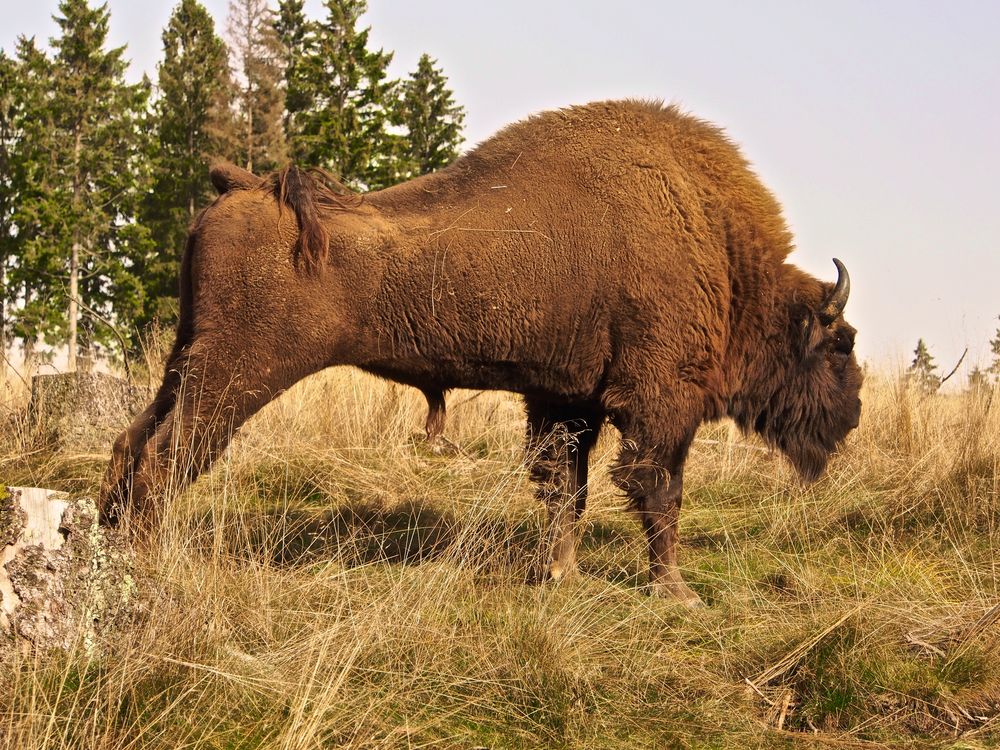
<box><xmin>650</xmin><ymin>580</ymin><xmax>706</xmax><ymax>609</ymax></box>
<box><xmin>431</xmin><ymin>436</ymin><xmax>461</xmax><ymax>456</ymax></box>
<box><xmin>543</xmin><ymin>560</ymin><xmax>579</xmax><ymax>584</ymax></box>
<box><xmin>417</xmin><ymin>434</ymin><xmax>460</xmax><ymax>456</ymax></box>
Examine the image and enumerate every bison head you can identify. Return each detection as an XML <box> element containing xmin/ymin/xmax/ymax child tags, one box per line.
<box><xmin>742</xmin><ymin>259</ymin><xmax>863</xmax><ymax>482</ymax></box>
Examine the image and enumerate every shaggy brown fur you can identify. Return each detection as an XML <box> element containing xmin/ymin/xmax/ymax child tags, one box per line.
<box><xmin>101</xmin><ymin>100</ymin><xmax>862</xmax><ymax>606</ymax></box>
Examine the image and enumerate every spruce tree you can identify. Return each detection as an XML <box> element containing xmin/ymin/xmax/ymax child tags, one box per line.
<box><xmin>227</xmin><ymin>0</ymin><xmax>287</xmax><ymax>173</ymax></box>
<box><xmin>968</xmin><ymin>366</ymin><xmax>989</xmax><ymax>394</ymax></box>
<box><xmin>907</xmin><ymin>338</ymin><xmax>941</xmax><ymax>394</ymax></box>
<box><xmin>142</xmin><ymin>0</ymin><xmax>234</xmax><ymax>328</ymax></box>
<box><xmin>16</xmin><ymin>1</ymin><xmax>153</xmax><ymax>367</ymax></box>
<box><xmin>988</xmin><ymin>317</ymin><xmax>1000</xmax><ymax>383</ymax></box>
<box><xmin>0</xmin><ymin>50</ymin><xmax>18</xmax><ymax>356</ymax></box>
<box><xmin>395</xmin><ymin>53</ymin><xmax>464</xmax><ymax>179</ymax></box>
<box><xmin>0</xmin><ymin>39</ymin><xmax>60</xmax><ymax>366</ymax></box>
<box><xmin>274</xmin><ymin>0</ymin><xmax>314</xmax><ymax>160</ymax></box>
<box><xmin>284</xmin><ymin>0</ymin><xmax>396</xmax><ymax>189</ymax></box>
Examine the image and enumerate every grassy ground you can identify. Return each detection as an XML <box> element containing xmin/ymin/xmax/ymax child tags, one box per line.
<box><xmin>1</xmin><ymin>365</ymin><xmax>998</xmax><ymax>748</ymax></box>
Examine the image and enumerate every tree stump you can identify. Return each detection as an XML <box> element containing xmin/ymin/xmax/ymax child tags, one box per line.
<box><xmin>29</xmin><ymin>371</ymin><xmax>144</xmax><ymax>453</ymax></box>
<box><xmin>1</xmin><ymin>487</ymin><xmax>136</xmax><ymax>657</ymax></box>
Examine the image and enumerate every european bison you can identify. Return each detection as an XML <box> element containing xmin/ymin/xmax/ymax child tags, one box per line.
<box><xmin>101</xmin><ymin>100</ymin><xmax>862</xmax><ymax>607</ymax></box>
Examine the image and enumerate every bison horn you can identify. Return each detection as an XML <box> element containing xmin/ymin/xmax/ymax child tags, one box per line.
<box><xmin>819</xmin><ymin>258</ymin><xmax>850</xmax><ymax>324</ymax></box>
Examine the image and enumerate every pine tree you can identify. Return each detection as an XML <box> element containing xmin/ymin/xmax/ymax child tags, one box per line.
<box><xmin>283</xmin><ymin>0</ymin><xmax>396</xmax><ymax>189</ymax></box>
<box><xmin>907</xmin><ymin>338</ymin><xmax>941</xmax><ymax>394</ymax></box>
<box><xmin>11</xmin><ymin>1</ymin><xmax>153</xmax><ymax>368</ymax></box>
<box><xmin>141</xmin><ymin>0</ymin><xmax>234</xmax><ymax>329</ymax></box>
<box><xmin>227</xmin><ymin>0</ymin><xmax>287</xmax><ymax>173</ymax></box>
<box><xmin>395</xmin><ymin>53</ymin><xmax>464</xmax><ymax>179</ymax></box>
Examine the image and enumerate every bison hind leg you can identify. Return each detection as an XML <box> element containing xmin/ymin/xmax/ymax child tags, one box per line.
<box><xmin>525</xmin><ymin>398</ymin><xmax>604</xmax><ymax>584</ymax></box>
<box><xmin>421</xmin><ymin>387</ymin><xmax>456</xmax><ymax>454</ymax></box>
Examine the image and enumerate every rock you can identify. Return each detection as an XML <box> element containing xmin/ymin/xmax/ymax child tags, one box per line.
<box><xmin>29</xmin><ymin>371</ymin><xmax>144</xmax><ymax>453</ymax></box>
<box><xmin>1</xmin><ymin>487</ymin><xmax>136</xmax><ymax>656</ymax></box>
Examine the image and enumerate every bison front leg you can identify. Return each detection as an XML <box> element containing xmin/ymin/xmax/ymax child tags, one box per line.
<box><xmin>525</xmin><ymin>400</ymin><xmax>602</xmax><ymax>583</ymax></box>
<box><xmin>640</xmin><ymin>460</ymin><xmax>703</xmax><ymax>607</ymax></box>
<box><xmin>100</xmin><ymin>340</ymin><xmax>287</xmax><ymax>533</ymax></box>
<box><xmin>100</xmin><ymin>337</ymin><xmax>192</xmax><ymax>526</ymax></box>
<box><xmin>614</xmin><ymin>434</ymin><xmax>703</xmax><ymax>608</ymax></box>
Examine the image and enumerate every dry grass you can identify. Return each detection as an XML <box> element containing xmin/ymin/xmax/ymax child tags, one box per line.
<box><xmin>1</xmin><ymin>365</ymin><xmax>999</xmax><ymax>748</ymax></box>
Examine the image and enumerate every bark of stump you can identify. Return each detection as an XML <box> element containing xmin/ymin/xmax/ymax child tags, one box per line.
<box><xmin>28</xmin><ymin>371</ymin><xmax>144</xmax><ymax>453</ymax></box>
<box><xmin>1</xmin><ymin>487</ymin><xmax>136</xmax><ymax>657</ymax></box>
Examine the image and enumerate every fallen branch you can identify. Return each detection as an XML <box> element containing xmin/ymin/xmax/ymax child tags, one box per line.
<box><xmin>776</xmin><ymin>690</ymin><xmax>793</xmax><ymax>730</ymax></box>
<box><xmin>750</xmin><ymin>604</ymin><xmax>864</xmax><ymax>688</ymax></box>
<box><xmin>905</xmin><ymin>631</ymin><xmax>946</xmax><ymax>658</ymax></box>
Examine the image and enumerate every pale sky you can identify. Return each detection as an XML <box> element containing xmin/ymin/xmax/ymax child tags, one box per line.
<box><xmin>3</xmin><ymin>1</ymin><xmax>999</xmax><ymax>377</ymax></box>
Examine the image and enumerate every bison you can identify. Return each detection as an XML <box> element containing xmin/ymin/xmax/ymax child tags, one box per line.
<box><xmin>101</xmin><ymin>100</ymin><xmax>862</xmax><ymax>607</ymax></box>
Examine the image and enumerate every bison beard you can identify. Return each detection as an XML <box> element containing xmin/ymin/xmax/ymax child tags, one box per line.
<box><xmin>100</xmin><ymin>100</ymin><xmax>863</xmax><ymax>607</ymax></box>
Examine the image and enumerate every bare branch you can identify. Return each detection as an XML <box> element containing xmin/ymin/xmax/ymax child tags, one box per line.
<box><xmin>0</xmin><ymin>349</ymin><xmax>30</xmax><ymax>389</ymax></box>
<box><xmin>67</xmin><ymin>294</ymin><xmax>133</xmax><ymax>383</ymax></box>
<box><xmin>939</xmin><ymin>347</ymin><xmax>968</xmax><ymax>387</ymax></box>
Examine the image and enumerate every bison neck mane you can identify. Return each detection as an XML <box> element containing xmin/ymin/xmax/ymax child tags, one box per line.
<box><xmin>265</xmin><ymin>166</ymin><xmax>362</xmax><ymax>272</ymax></box>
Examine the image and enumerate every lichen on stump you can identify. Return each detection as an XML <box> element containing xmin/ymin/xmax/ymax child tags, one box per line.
<box><xmin>1</xmin><ymin>487</ymin><xmax>136</xmax><ymax>657</ymax></box>
<box><xmin>29</xmin><ymin>371</ymin><xmax>144</xmax><ymax>453</ymax></box>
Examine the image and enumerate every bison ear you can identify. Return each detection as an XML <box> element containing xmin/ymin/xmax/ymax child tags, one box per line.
<box><xmin>794</xmin><ymin>306</ymin><xmax>827</xmax><ymax>358</ymax></box>
<box><xmin>210</xmin><ymin>161</ymin><xmax>262</xmax><ymax>195</ymax></box>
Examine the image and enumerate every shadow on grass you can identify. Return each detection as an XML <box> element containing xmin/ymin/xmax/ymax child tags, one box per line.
<box><xmin>196</xmin><ymin>499</ymin><xmax>547</xmax><ymax>580</ymax></box>
<box><xmin>189</xmin><ymin>499</ymin><xmax>664</xmax><ymax>594</ymax></box>
<box><xmin>268</xmin><ymin>501</ymin><xmax>468</xmax><ymax>566</ymax></box>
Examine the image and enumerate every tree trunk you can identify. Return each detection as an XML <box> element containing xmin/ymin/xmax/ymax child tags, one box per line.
<box><xmin>68</xmin><ymin>239</ymin><xmax>79</xmax><ymax>372</ymax></box>
<box><xmin>67</xmin><ymin>126</ymin><xmax>82</xmax><ymax>372</ymax></box>
<box><xmin>0</xmin><ymin>271</ymin><xmax>6</xmax><ymax>367</ymax></box>
<box><xmin>21</xmin><ymin>337</ymin><xmax>37</xmax><ymax>381</ymax></box>
<box><xmin>246</xmin><ymin>92</ymin><xmax>254</xmax><ymax>173</ymax></box>
<box><xmin>188</xmin><ymin>126</ymin><xmax>196</xmax><ymax>219</ymax></box>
